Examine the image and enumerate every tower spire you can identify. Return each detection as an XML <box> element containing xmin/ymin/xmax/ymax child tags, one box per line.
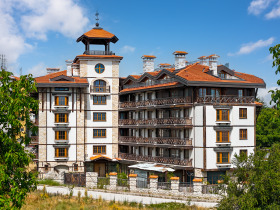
<box><xmin>95</xmin><ymin>11</ymin><xmax>100</xmax><ymax>28</ymax></box>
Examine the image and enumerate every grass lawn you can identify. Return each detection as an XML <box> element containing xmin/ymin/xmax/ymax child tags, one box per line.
<box><xmin>22</xmin><ymin>190</ymin><xmax>212</xmax><ymax>210</ymax></box>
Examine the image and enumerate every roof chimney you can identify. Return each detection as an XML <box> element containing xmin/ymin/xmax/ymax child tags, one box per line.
<box><xmin>198</xmin><ymin>56</ymin><xmax>208</xmax><ymax>66</ymax></box>
<box><xmin>207</xmin><ymin>54</ymin><xmax>219</xmax><ymax>76</ymax></box>
<box><xmin>46</xmin><ymin>68</ymin><xmax>60</xmax><ymax>74</ymax></box>
<box><xmin>66</xmin><ymin>60</ymin><xmax>72</xmax><ymax>76</ymax></box>
<box><xmin>173</xmin><ymin>51</ymin><xmax>188</xmax><ymax>69</ymax></box>
<box><xmin>142</xmin><ymin>55</ymin><xmax>156</xmax><ymax>72</ymax></box>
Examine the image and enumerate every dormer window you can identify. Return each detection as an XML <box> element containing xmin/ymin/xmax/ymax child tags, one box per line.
<box><xmin>219</xmin><ymin>72</ymin><xmax>226</xmax><ymax>79</ymax></box>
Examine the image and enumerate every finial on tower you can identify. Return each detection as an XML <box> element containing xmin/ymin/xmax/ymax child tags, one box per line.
<box><xmin>95</xmin><ymin>11</ymin><xmax>100</xmax><ymax>27</ymax></box>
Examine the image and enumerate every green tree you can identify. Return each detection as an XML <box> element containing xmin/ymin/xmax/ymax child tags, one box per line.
<box><xmin>256</xmin><ymin>107</ymin><xmax>280</xmax><ymax>148</ymax></box>
<box><xmin>0</xmin><ymin>69</ymin><xmax>38</xmax><ymax>209</ymax></box>
<box><xmin>269</xmin><ymin>44</ymin><xmax>280</xmax><ymax>109</ymax></box>
<box><xmin>218</xmin><ymin>143</ymin><xmax>280</xmax><ymax>209</ymax></box>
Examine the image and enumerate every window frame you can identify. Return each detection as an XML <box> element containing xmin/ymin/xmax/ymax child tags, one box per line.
<box><xmin>95</xmin><ymin>63</ymin><xmax>105</xmax><ymax>74</ymax></box>
<box><xmin>55</xmin><ymin>113</ymin><xmax>69</xmax><ymax>123</ymax></box>
<box><xmin>73</xmin><ymin>164</ymin><xmax>78</xmax><ymax>171</ymax></box>
<box><xmin>93</xmin><ymin>112</ymin><xmax>106</xmax><ymax>122</ymax></box>
<box><xmin>239</xmin><ymin>129</ymin><xmax>248</xmax><ymax>140</ymax></box>
<box><xmin>55</xmin><ymin>131</ymin><xmax>68</xmax><ymax>140</ymax></box>
<box><xmin>55</xmin><ymin>87</ymin><xmax>69</xmax><ymax>91</ymax></box>
<box><xmin>93</xmin><ymin>129</ymin><xmax>106</xmax><ymax>138</ymax></box>
<box><xmin>93</xmin><ymin>96</ymin><xmax>107</xmax><ymax>105</ymax></box>
<box><xmin>239</xmin><ymin>108</ymin><xmax>247</xmax><ymax>119</ymax></box>
<box><xmin>217</xmin><ymin>152</ymin><xmax>230</xmax><ymax>164</ymax></box>
<box><xmin>216</xmin><ymin>109</ymin><xmax>230</xmax><ymax>121</ymax></box>
<box><xmin>55</xmin><ymin>148</ymin><xmax>68</xmax><ymax>157</ymax></box>
<box><xmin>216</xmin><ymin>131</ymin><xmax>230</xmax><ymax>143</ymax></box>
<box><xmin>240</xmin><ymin>150</ymin><xmax>248</xmax><ymax>157</ymax></box>
<box><xmin>93</xmin><ymin>146</ymin><xmax>106</xmax><ymax>154</ymax></box>
<box><xmin>55</xmin><ymin>96</ymin><xmax>69</xmax><ymax>106</ymax></box>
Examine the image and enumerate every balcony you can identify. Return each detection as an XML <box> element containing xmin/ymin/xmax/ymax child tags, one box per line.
<box><xmin>83</xmin><ymin>50</ymin><xmax>115</xmax><ymax>55</ymax></box>
<box><xmin>29</xmin><ymin>136</ymin><xmax>38</xmax><ymax>145</ymax></box>
<box><xmin>119</xmin><ymin>136</ymin><xmax>192</xmax><ymax>146</ymax></box>
<box><xmin>119</xmin><ymin>117</ymin><xmax>192</xmax><ymax>127</ymax></box>
<box><xmin>90</xmin><ymin>85</ymin><xmax>110</xmax><ymax>94</ymax></box>
<box><xmin>119</xmin><ymin>97</ymin><xmax>192</xmax><ymax>109</ymax></box>
<box><xmin>118</xmin><ymin>153</ymin><xmax>192</xmax><ymax>167</ymax></box>
<box><xmin>196</xmin><ymin>95</ymin><xmax>255</xmax><ymax>104</ymax></box>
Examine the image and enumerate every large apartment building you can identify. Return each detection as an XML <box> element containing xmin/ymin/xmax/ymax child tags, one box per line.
<box><xmin>118</xmin><ymin>52</ymin><xmax>265</xmax><ymax>182</ymax></box>
<box><xmin>34</xmin><ymin>23</ymin><xmax>265</xmax><ymax>182</ymax></box>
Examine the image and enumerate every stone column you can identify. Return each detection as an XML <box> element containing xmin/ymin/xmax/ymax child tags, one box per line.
<box><xmin>109</xmin><ymin>172</ymin><xmax>117</xmax><ymax>190</ymax></box>
<box><xmin>86</xmin><ymin>172</ymin><xmax>98</xmax><ymax>189</ymax></box>
<box><xmin>193</xmin><ymin>178</ymin><xmax>203</xmax><ymax>194</ymax></box>
<box><xmin>129</xmin><ymin>174</ymin><xmax>137</xmax><ymax>191</ymax></box>
<box><xmin>149</xmin><ymin>175</ymin><xmax>158</xmax><ymax>192</ymax></box>
<box><xmin>170</xmin><ymin>177</ymin><xmax>179</xmax><ymax>193</ymax></box>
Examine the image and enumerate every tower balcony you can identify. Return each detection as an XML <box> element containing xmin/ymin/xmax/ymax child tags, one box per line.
<box><xmin>90</xmin><ymin>85</ymin><xmax>110</xmax><ymax>94</ymax></box>
<box><xmin>119</xmin><ymin>96</ymin><xmax>192</xmax><ymax>109</ymax></box>
<box><xmin>118</xmin><ymin>153</ymin><xmax>192</xmax><ymax>167</ymax></box>
<box><xmin>119</xmin><ymin>136</ymin><xmax>192</xmax><ymax>147</ymax></box>
<box><xmin>83</xmin><ymin>50</ymin><xmax>115</xmax><ymax>55</ymax></box>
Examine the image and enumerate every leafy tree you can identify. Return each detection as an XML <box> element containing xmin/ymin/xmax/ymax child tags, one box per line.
<box><xmin>0</xmin><ymin>69</ymin><xmax>38</xmax><ymax>209</ymax></box>
<box><xmin>256</xmin><ymin>107</ymin><xmax>280</xmax><ymax>148</ymax></box>
<box><xmin>217</xmin><ymin>143</ymin><xmax>280</xmax><ymax>209</ymax></box>
<box><xmin>269</xmin><ymin>44</ymin><xmax>280</xmax><ymax>109</ymax></box>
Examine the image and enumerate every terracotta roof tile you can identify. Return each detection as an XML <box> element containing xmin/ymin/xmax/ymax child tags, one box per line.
<box><xmin>159</xmin><ymin>63</ymin><xmax>171</xmax><ymax>66</ymax></box>
<box><xmin>142</xmin><ymin>55</ymin><xmax>156</xmax><ymax>58</ymax></box>
<box><xmin>174</xmin><ymin>51</ymin><xmax>188</xmax><ymax>54</ymax></box>
<box><xmin>120</xmin><ymin>82</ymin><xmax>179</xmax><ymax>92</ymax></box>
<box><xmin>198</xmin><ymin>56</ymin><xmax>207</xmax><ymax>59</ymax></box>
<box><xmin>84</xmin><ymin>28</ymin><xmax>115</xmax><ymax>39</ymax></box>
<box><xmin>206</xmin><ymin>54</ymin><xmax>220</xmax><ymax>58</ymax></box>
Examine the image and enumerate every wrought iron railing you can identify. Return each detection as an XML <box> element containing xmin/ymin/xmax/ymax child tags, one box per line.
<box><xmin>119</xmin><ymin>136</ymin><xmax>192</xmax><ymax>146</ymax></box>
<box><xmin>118</xmin><ymin>153</ymin><xmax>192</xmax><ymax>167</ymax></box>
<box><xmin>196</xmin><ymin>95</ymin><xmax>255</xmax><ymax>104</ymax></box>
<box><xmin>90</xmin><ymin>85</ymin><xmax>110</xmax><ymax>93</ymax></box>
<box><xmin>84</xmin><ymin>50</ymin><xmax>115</xmax><ymax>55</ymax></box>
<box><xmin>119</xmin><ymin>97</ymin><xmax>192</xmax><ymax>108</ymax></box>
<box><xmin>119</xmin><ymin>117</ymin><xmax>192</xmax><ymax>126</ymax></box>
<box><xmin>157</xmin><ymin>182</ymin><xmax>171</xmax><ymax>190</ymax></box>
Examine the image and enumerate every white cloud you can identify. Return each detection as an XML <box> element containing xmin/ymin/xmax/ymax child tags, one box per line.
<box><xmin>228</xmin><ymin>37</ymin><xmax>275</xmax><ymax>56</ymax></box>
<box><xmin>257</xmin><ymin>86</ymin><xmax>277</xmax><ymax>106</ymax></box>
<box><xmin>120</xmin><ymin>45</ymin><xmax>135</xmax><ymax>54</ymax></box>
<box><xmin>265</xmin><ymin>3</ymin><xmax>280</xmax><ymax>18</ymax></box>
<box><xmin>26</xmin><ymin>62</ymin><xmax>47</xmax><ymax>77</ymax></box>
<box><xmin>248</xmin><ymin>0</ymin><xmax>274</xmax><ymax>15</ymax></box>
<box><xmin>0</xmin><ymin>0</ymin><xmax>88</xmax><ymax>66</ymax></box>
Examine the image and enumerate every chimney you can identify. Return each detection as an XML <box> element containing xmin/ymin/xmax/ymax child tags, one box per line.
<box><xmin>207</xmin><ymin>54</ymin><xmax>220</xmax><ymax>76</ymax></box>
<box><xmin>66</xmin><ymin>60</ymin><xmax>72</xmax><ymax>76</ymax></box>
<box><xmin>142</xmin><ymin>55</ymin><xmax>156</xmax><ymax>72</ymax></box>
<box><xmin>46</xmin><ymin>68</ymin><xmax>60</xmax><ymax>74</ymax></box>
<box><xmin>198</xmin><ymin>56</ymin><xmax>208</xmax><ymax>66</ymax></box>
<box><xmin>173</xmin><ymin>51</ymin><xmax>188</xmax><ymax>69</ymax></box>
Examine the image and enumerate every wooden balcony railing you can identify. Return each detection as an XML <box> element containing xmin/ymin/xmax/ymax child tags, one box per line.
<box><xmin>119</xmin><ymin>117</ymin><xmax>192</xmax><ymax>126</ymax></box>
<box><xmin>196</xmin><ymin>95</ymin><xmax>255</xmax><ymax>104</ymax></box>
<box><xmin>118</xmin><ymin>153</ymin><xmax>192</xmax><ymax>167</ymax></box>
<box><xmin>119</xmin><ymin>136</ymin><xmax>192</xmax><ymax>146</ymax></box>
<box><xmin>119</xmin><ymin>97</ymin><xmax>192</xmax><ymax>109</ymax></box>
<box><xmin>90</xmin><ymin>85</ymin><xmax>110</xmax><ymax>93</ymax></box>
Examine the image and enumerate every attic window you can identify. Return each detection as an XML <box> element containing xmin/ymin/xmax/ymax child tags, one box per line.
<box><xmin>162</xmin><ymin>75</ymin><xmax>170</xmax><ymax>80</ymax></box>
<box><xmin>219</xmin><ymin>72</ymin><xmax>226</xmax><ymax>79</ymax></box>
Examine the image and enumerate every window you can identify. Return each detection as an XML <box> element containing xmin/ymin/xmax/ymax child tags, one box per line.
<box><xmin>240</xmin><ymin>150</ymin><xmax>248</xmax><ymax>157</ymax></box>
<box><xmin>238</xmin><ymin>89</ymin><xmax>243</xmax><ymax>97</ymax></box>
<box><xmin>239</xmin><ymin>108</ymin><xmax>247</xmax><ymax>119</ymax></box>
<box><xmin>95</xmin><ymin>63</ymin><xmax>105</xmax><ymax>74</ymax></box>
<box><xmin>218</xmin><ymin>72</ymin><xmax>226</xmax><ymax>79</ymax></box>
<box><xmin>216</xmin><ymin>131</ymin><xmax>229</xmax><ymax>142</ymax></box>
<box><xmin>240</xmin><ymin>129</ymin><xmax>248</xmax><ymax>140</ymax></box>
<box><xmin>44</xmin><ymin>164</ymin><xmax>49</xmax><ymax>172</ymax></box>
<box><xmin>93</xmin><ymin>113</ymin><xmax>106</xmax><ymax>121</ymax></box>
<box><xmin>55</xmin><ymin>148</ymin><xmax>68</xmax><ymax>157</ymax></box>
<box><xmin>217</xmin><ymin>152</ymin><xmax>230</xmax><ymax>164</ymax></box>
<box><xmin>55</xmin><ymin>131</ymin><xmax>68</xmax><ymax>140</ymax></box>
<box><xmin>74</xmin><ymin>164</ymin><xmax>78</xmax><ymax>171</ymax></box>
<box><xmin>55</xmin><ymin>87</ymin><xmax>69</xmax><ymax>91</ymax></box>
<box><xmin>216</xmin><ymin>109</ymin><xmax>229</xmax><ymax>121</ymax></box>
<box><xmin>199</xmin><ymin>88</ymin><xmax>207</xmax><ymax>97</ymax></box>
<box><xmin>93</xmin><ymin>96</ymin><xmax>106</xmax><ymax>105</ymax></box>
<box><xmin>211</xmin><ymin>88</ymin><xmax>220</xmax><ymax>97</ymax></box>
<box><xmin>93</xmin><ymin>129</ymin><xmax>106</xmax><ymax>138</ymax></box>
<box><xmin>55</xmin><ymin>113</ymin><xmax>68</xmax><ymax>123</ymax></box>
<box><xmin>93</xmin><ymin>146</ymin><xmax>106</xmax><ymax>154</ymax></box>
<box><xmin>93</xmin><ymin>80</ymin><xmax>107</xmax><ymax>92</ymax></box>
<box><xmin>55</xmin><ymin>96</ymin><xmax>68</xmax><ymax>106</ymax></box>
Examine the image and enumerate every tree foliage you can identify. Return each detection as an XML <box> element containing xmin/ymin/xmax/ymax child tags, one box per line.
<box><xmin>269</xmin><ymin>44</ymin><xmax>280</xmax><ymax>109</ymax></box>
<box><xmin>218</xmin><ymin>143</ymin><xmax>280</xmax><ymax>209</ymax></box>
<box><xmin>0</xmin><ymin>69</ymin><xmax>38</xmax><ymax>209</ymax></box>
<box><xmin>256</xmin><ymin>107</ymin><xmax>280</xmax><ymax>148</ymax></box>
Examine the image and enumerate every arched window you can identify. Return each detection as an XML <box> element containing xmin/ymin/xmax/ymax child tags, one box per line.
<box><xmin>94</xmin><ymin>80</ymin><xmax>106</xmax><ymax>92</ymax></box>
<box><xmin>95</xmin><ymin>63</ymin><xmax>105</xmax><ymax>74</ymax></box>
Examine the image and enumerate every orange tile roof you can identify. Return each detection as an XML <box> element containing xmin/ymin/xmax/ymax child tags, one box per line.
<box><xmin>90</xmin><ymin>154</ymin><xmax>112</xmax><ymax>161</ymax></box>
<box><xmin>130</xmin><ymin>75</ymin><xmax>142</xmax><ymax>79</ymax></box>
<box><xmin>142</xmin><ymin>55</ymin><xmax>156</xmax><ymax>58</ymax></box>
<box><xmin>255</xmin><ymin>101</ymin><xmax>263</xmax><ymax>106</ymax></box>
<box><xmin>198</xmin><ymin>56</ymin><xmax>207</xmax><ymax>59</ymax></box>
<box><xmin>159</xmin><ymin>63</ymin><xmax>171</xmax><ymax>66</ymax></box>
<box><xmin>35</xmin><ymin>70</ymin><xmax>88</xmax><ymax>84</ymax></box>
<box><xmin>174</xmin><ymin>51</ymin><xmax>188</xmax><ymax>54</ymax></box>
<box><xmin>207</xmin><ymin>54</ymin><xmax>220</xmax><ymax>58</ymax></box>
<box><xmin>120</xmin><ymin>82</ymin><xmax>179</xmax><ymax>92</ymax></box>
<box><xmin>84</xmin><ymin>28</ymin><xmax>115</xmax><ymax>39</ymax></box>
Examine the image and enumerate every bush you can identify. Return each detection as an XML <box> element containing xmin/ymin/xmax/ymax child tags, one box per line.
<box><xmin>38</xmin><ymin>179</ymin><xmax>62</xmax><ymax>186</ymax></box>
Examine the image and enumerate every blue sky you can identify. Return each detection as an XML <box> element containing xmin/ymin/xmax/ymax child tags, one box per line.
<box><xmin>1</xmin><ymin>0</ymin><xmax>280</xmax><ymax>103</ymax></box>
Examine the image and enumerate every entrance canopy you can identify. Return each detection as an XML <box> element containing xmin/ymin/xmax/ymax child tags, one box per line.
<box><xmin>89</xmin><ymin>155</ymin><xmax>112</xmax><ymax>161</ymax></box>
<box><xmin>128</xmin><ymin>163</ymin><xmax>175</xmax><ymax>173</ymax></box>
